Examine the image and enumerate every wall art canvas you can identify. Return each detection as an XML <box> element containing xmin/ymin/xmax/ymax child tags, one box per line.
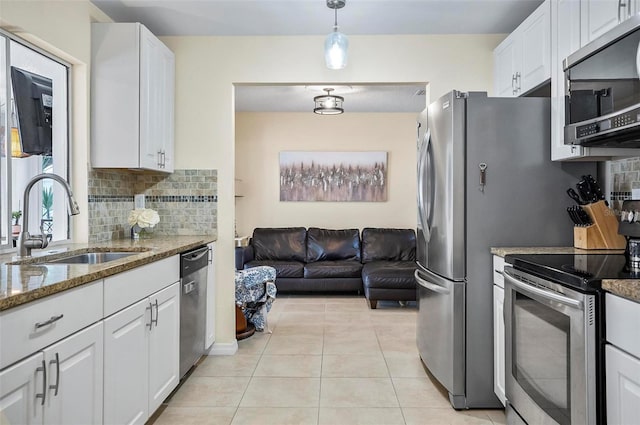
<box><xmin>280</xmin><ymin>151</ymin><xmax>387</xmax><ymax>202</ymax></box>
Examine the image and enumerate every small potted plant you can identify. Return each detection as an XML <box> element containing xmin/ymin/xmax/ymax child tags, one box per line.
<box><xmin>12</xmin><ymin>210</ymin><xmax>22</xmax><ymax>235</ymax></box>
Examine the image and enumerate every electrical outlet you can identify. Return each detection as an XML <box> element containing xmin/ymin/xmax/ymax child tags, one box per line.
<box><xmin>134</xmin><ymin>194</ymin><xmax>145</xmax><ymax>209</ymax></box>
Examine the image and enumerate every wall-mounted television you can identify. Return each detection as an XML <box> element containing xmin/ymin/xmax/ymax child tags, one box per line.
<box><xmin>11</xmin><ymin>66</ymin><xmax>53</xmax><ymax>156</ymax></box>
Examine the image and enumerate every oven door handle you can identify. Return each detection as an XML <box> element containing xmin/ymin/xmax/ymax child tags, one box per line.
<box><xmin>503</xmin><ymin>269</ymin><xmax>583</xmax><ymax>309</ymax></box>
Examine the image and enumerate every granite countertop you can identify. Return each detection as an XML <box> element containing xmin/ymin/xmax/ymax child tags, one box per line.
<box><xmin>602</xmin><ymin>280</ymin><xmax>640</xmax><ymax>304</ymax></box>
<box><xmin>0</xmin><ymin>235</ymin><xmax>216</xmax><ymax>312</ymax></box>
<box><xmin>490</xmin><ymin>247</ymin><xmax>625</xmax><ymax>257</ymax></box>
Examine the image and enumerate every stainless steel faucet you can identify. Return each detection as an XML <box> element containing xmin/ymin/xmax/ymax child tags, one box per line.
<box><xmin>17</xmin><ymin>173</ymin><xmax>80</xmax><ymax>258</ymax></box>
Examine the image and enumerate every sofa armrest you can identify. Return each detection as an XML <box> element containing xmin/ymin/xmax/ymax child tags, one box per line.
<box><xmin>235</xmin><ymin>245</ymin><xmax>255</xmax><ymax>270</ymax></box>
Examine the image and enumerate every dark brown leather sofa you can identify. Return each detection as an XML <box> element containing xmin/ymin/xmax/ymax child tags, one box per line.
<box><xmin>236</xmin><ymin>227</ymin><xmax>417</xmax><ymax>308</ymax></box>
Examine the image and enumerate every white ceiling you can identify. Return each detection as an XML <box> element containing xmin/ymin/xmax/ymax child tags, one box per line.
<box><xmin>90</xmin><ymin>0</ymin><xmax>543</xmax><ymax>113</ymax></box>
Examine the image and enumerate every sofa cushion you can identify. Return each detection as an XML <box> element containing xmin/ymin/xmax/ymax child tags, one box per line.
<box><xmin>361</xmin><ymin>228</ymin><xmax>416</xmax><ymax>263</ymax></box>
<box><xmin>306</xmin><ymin>227</ymin><xmax>361</xmax><ymax>262</ymax></box>
<box><xmin>304</xmin><ymin>261</ymin><xmax>363</xmax><ymax>279</ymax></box>
<box><xmin>252</xmin><ymin>227</ymin><xmax>307</xmax><ymax>262</ymax></box>
<box><xmin>362</xmin><ymin>261</ymin><xmax>416</xmax><ymax>289</ymax></box>
<box><xmin>245</xmin><ymin>260</ymin><xmax>304</xmax><ymax>278</ymax></box>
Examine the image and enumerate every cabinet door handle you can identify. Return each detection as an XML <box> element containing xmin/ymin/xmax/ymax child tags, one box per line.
<box><xmin>153</xmin><ymin>299</ymin><xmax>159</xmax><ymax>327</ymax></box>
<box><xmin>49</xmin><ymin>352</ymin><xmax>60</xmax><ymax>396</ymax></box>
<box><xmin>161</xmin><ymin>151</ymin><xmax>166</xmax><ymax>168</ymax></box>
<box><xmin>515</xmin><ymin>71</ymin><xmax>521</xmax><ymax>93</ymax></box>
<box><xmin>147</xmin><ymin>302</ymin><xmax>154</xmax><ymax>330</ymax></box>
<box><xmin>157</xmin><ymin>151</ymin><xmax>163</xmax><ymax>168</ymax></box>
<box><xmin>35</xmin><ymin>360</ymin><xmax>47</xmax><ymax>406</ymax></box>
<box><xmin>619</xmin><ymin>0</ymin><xmax>627</xmax><ymax>21</ymax></box>
<box><xmin>511</xmin><ymin>74</ymin><xmax>517</xmax><ymax>94</ymax></box>
<box><xmin>35</xmin><ymin>314</ymin><xmax>64</xmax><ymax>329</ymax></box>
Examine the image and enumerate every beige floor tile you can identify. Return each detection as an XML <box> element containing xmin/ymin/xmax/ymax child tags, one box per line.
<box><xmin>231</xmin><ymin>407</ymin><xmax>319</xmax><ymax>425</ymax></box>
<box><xmin>320</xmin><ymin>377</ymin><xmax>399</xmax><ymax>407</ymax></box>
<box><xmin>392</xmin><ymin>377</ymin><xmax>451</xmax><ymax>408</ymax></box>
<box><xmin>377</xmin><ymin>334</ymin><xmax>419</xmax><ymax>354</ymax></box>
<box><xmin>282</xmin><ymin>303</ymin><xmax>326</xmax><ymax>312</ymax></box>
<box><xmin>263</xmin><ymin>334</ymin><xmax>324</xmax><ymax>355</ymax></box>
<box><xmin>324</xmin><ymin>325</ymin><xmax>377</xmax><ymax>338</ymax></box>
<box><xmin>272</xmin><ymin>323</ymin><xmax>324</xmax><ymax>336</ymax></box>
<box><xmin>402</xmin><ymin>407</ymin><xmax>494</xmax><ymax>425</ymax></box>
<box><xmin>322</xmin><ymin>354</ymin><xmax>389</xmax><ymax>377</ymax></box>
<box><xmin>193</xmin><ymin>355</ymin><xmax>260</xmax><ymax>377</ymax></box>
<box><xmin>486</xmin><ymin>409</ymin><xmax>506</xmax><ymax>424</ymax></box>
<box><xmin>169</xmin><ymin>377</ymin><xmax>250</xmax><ymax>407</ymax></box>
<box><xmin>324</xmin><ymin>312</ymin><xmax>372</xmax><ymax>324</ymax></box>
<box><xmin>326</xmin><ymin>302</ymin><xmax>367</xmax><ymax>312</ymax></box>
<box><xmin>240</xmin><ymin>377</ymin><xmax>321</xmax><ymax>407</ymax></box>
<box><xmin>254</xmin><ymin>354</ymin><xmax>322</xmax><ymax>377</ymax></box>
<box><xmin>276</xmin><ymin>312</ymin><xmax>326</xmax><ymax>325</ymax></box>
<box><xmin>384</xmin><ymin>353</ymin><xmax>429</xmax><ymax>378</ymax></box>
<box><xmin>323</xmin><ymin>333</ymin><xmax>381</xmax><ymax>355</ymax></box>
<box><xmin>237</xmin><ymin>332</ymin><xmax>271</xmax><ymax>355</ymax></box>
<box><xmin>318</xmin><ymin>407</ymin><xmax>405</xmax><ymax>425</ymax></box>
<box><xmin>153</xmin><ymin>406</ymin><xmax>237</xmax><ymax>425</ymax></box>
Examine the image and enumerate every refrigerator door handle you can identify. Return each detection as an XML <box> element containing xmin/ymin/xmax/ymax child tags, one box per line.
<box><xmin>414</xmin><ymin>270</ymin><xmax>450</xmax><ymax>294</ymax></box>
<box><xmin>418</xmin><ymin>128</ymin><xmax>432</xmax><ymax>242</ymax></box>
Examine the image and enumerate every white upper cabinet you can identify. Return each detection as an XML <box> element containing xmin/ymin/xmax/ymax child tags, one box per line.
<box><xmin>550</xmin><ymin>0</ymin><xmax>640</xmax><ymax>160</ymax></box>
<box><xmin>551</xmin><ymin>0</ymin><xmax>587</xmax><ymax>160</ymax></box>
<box><xmin>91</xmin><ymin>23</ymin><xmax>175</xmax><ymax>173</ymax></box>
<box><xmin>494</xmin><ymin>0</ymin><xmax>550</xmax><ymax>97</ymax></box>
<box><xmin>581</xmin><ymin>0</ymin><xmax>637</xmax><ymax>46</ymax></box>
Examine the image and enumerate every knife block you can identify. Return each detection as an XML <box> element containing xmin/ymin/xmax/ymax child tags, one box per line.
<box><xmin>574</xmin><ymin>201</ymin><xmax>626</xmax><ymax>250</ymax></box>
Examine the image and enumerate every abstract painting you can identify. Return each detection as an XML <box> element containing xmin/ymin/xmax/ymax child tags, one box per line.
<box><xmin>279</xmin><ymin>151</ymin><xmax>387</xmax><ymax>202</ymax></box>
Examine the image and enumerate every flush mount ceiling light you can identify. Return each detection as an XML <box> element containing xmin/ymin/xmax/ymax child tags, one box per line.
<box><xmin>314</xmin><ymin>88</ymin><xmax>344</xmax><ymax>115</ymax></box>
<box><xmin>325</xmin><ymin>0</ymin><xmax>348</xmax><ymax>70</ymax></box>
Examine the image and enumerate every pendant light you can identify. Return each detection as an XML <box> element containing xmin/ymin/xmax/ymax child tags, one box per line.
<box><xmin>314</xmin><ymin>88</ymin><xmax>344</xmax><ymax>115</ymax></box>
<box><xmin>325</xmin><ymin>0</ymin><xmax>348</xmax><ymax>70</ymax></box>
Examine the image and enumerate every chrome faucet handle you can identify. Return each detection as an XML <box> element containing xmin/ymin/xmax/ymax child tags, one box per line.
<box><xmin>37</xmin><ymin>223</ymin><xmax>50</xmax><ymax>249</ymax></box>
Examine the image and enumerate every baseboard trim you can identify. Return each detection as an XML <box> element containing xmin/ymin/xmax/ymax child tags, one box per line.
<box><xmin>206</xmin><ymin>340</ymin><xmax>238</xmax><ymax>356</ymax></box>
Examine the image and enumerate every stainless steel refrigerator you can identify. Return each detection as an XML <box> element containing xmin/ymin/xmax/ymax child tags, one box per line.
<box><xmin>415</xmin><ymin>90</ymin><xmax>596</xmax><ymax>409</ymax></box>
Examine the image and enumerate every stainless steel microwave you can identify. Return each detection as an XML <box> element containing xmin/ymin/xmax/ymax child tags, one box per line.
<box><xmin>565</xmin><ymin>15</ymin><xmax>640</xmax><ymax>147</ymax></box>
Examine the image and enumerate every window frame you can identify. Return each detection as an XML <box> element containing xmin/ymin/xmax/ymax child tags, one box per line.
<box><xmin>0</xmin><ymin>29</ymin><xmax>73</xmax><ymax>253</ymax></box>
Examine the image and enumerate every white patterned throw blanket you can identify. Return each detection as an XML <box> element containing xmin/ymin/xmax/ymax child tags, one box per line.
<box><xmin>235</xmin><ymin>266</ymin><xmax>277</xmax><ymax>332</ymax></box>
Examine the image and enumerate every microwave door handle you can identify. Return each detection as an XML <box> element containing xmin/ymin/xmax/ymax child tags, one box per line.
<box><xmin>503</xmin><ymin>269</ymin><xmax>583</xmax><ymax>309</ymax></box>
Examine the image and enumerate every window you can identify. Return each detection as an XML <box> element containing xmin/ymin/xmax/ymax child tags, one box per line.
<box><xmin>0</xmin><ymin>31</ymin><xmax>70</xmax><ymax>250</ymax></box>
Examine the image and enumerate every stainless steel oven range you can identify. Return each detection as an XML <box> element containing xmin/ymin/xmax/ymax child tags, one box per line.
<box><xmin>502</xmin><ymin>254</ymin><xmax>630</xmax><ymax>425</ymax></box>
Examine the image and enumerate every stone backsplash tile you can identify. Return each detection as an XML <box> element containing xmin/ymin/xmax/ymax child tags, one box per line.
<box><xmin>88</xmin><ymin>169</ymin><xmax>217</xmax><ymax>242</ymax></box>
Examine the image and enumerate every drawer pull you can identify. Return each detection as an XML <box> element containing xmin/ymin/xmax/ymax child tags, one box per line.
<box><xmin>35</xmin><ymin>314</ymin><xmax>64</xmax><ymax>329</ymax></box>
<box><xmin>152</xmin><ymin>299</ymin><xmax>159</xmax><ymax>327</ymax></box>
<box><xmin>49</xmin><ymin>352</ymin><xmax>60</xmax><ymax>396</ymax></box>
<box><xmin>147</xmin><ymin>302</ymin><xmax>153</xmax><ymax>330</ymax></box>
<box><xmin>35</xmin><ymin>360</ymin><xmax>46</xmax><ymax>405</ymax></box>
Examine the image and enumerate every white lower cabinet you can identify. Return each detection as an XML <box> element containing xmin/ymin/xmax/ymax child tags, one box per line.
<box><xmin>0</xmin><ymin>322</ymin><xmax>104</xmax><ymax>425</ymax></box>
<box><xmin>104</xmin><ymin>282</ymin><xmax>180</xmax><ymax>424</ymax></box>
<box><xmin>606</xmin><ymin>293</ymin><xmax>640</xmax><ymax>424</ymax></box>
<box><xmin>606</xmin><ymin>344</ymin><xmax>640</xmax><ymax>424</ymax></box>
<box><xmin>493</xmin><ymin>284</ymin><xmax>505</xmax><ymax>406</ymax></box>
<box><xmin>492</xmin><ymin>255</ymin><xmax>506</xmax><ymax>406</ymax></box>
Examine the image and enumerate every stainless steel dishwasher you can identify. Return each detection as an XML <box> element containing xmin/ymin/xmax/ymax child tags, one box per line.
<box><xmin>179</xmin><ymin>245</ymin><xmax>209</xmax><ymax>378</ymax></box>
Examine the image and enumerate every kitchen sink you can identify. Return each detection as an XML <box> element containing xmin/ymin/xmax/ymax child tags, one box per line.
<box><xmin>7</xmin><ymin>249</ymin><xmax>149</xmax><ymax>266</ymax></box>
<box><xmin>44</xmin><ymin>251</ymin><xmax>141</xmax><ymax>265</ymax></box>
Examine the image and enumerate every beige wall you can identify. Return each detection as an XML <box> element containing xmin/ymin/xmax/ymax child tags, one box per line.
<box><xmin>0</xmin><ymin>0</ymin><xmax>111</xmax><ymax>243</ymax></box>
<box><xmin>163</xmin><ymin>33</ymin><xmax>503</xmax><ymax>347</ymax></box>
<box><xmin>0</xmin><ymin>0</ymin><xmax>504</xmax><ymax>348</ymax></box>
<box><xmin>235</xmin><ymin>112</ymin><xmax>418</xmax><ymax>236</ymax></box>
